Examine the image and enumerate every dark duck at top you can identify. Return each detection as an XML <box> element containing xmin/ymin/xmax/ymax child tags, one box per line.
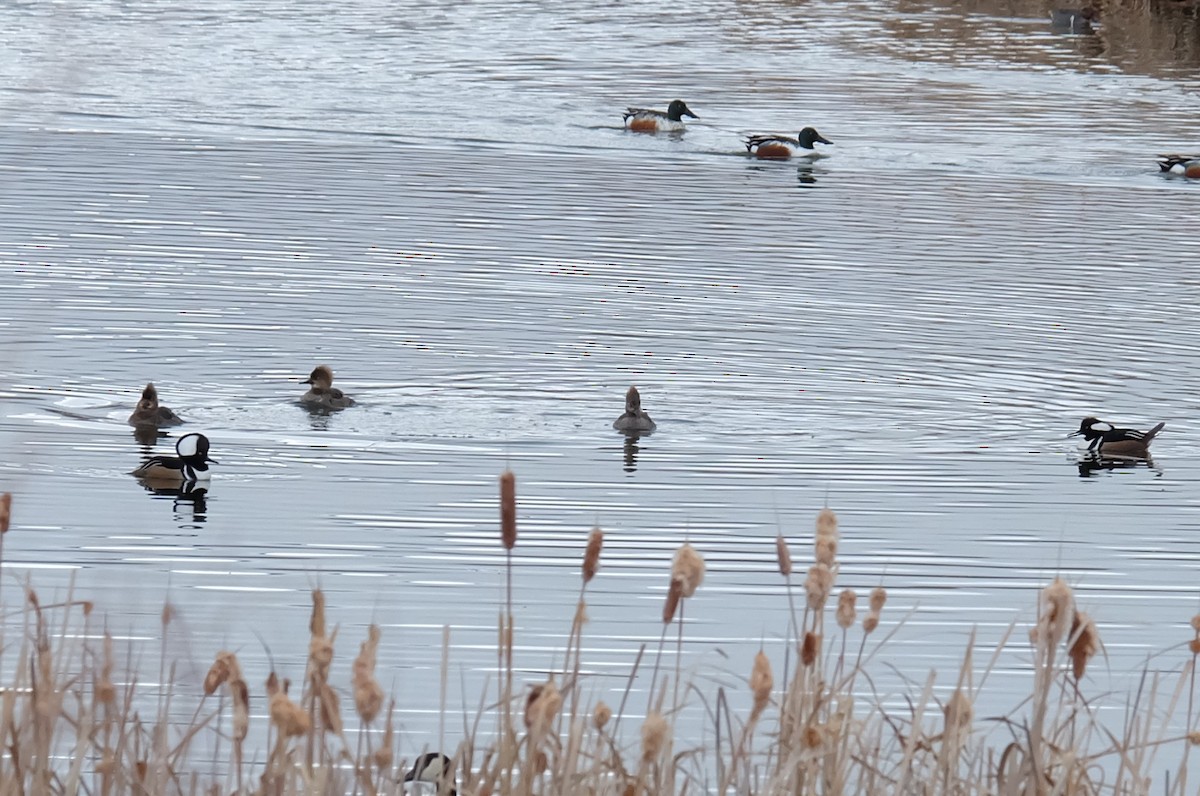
<box><xmin>128</xmin><ymin>383</ymin><xmax>183</xmax><ymax>427</ymax></box>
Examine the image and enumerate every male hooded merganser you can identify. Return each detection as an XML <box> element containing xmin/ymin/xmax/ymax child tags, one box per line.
<box><xmin>300</xmin><ymin>365</ymin><xmax>355</xmax><ymax>410</ymax></box>
<box><xmin>130</xmin><ymin>432</ymin><xmax>218</xmax><ymax>482</ymax></box>
<box><xmin>613</xmin><ymin>386</ymin><xmax>656</xmax><ymax>433</ymax></box>
<box><xmin>127</xmin><ymin>383</ymin><xmax>183</xmax><ymax>427</ymax></box>
<box><xmin>1157</xmin><ymin>155</ymin><xmax>1200</xmax><ymax>178</ymax></box>
<box><xmin>404</xmin><ymin>752</ymin><xmax>456</xmax><ymax>795</ymax></box>
<box><xmin>623</xmin><ymin>100</ymin><xmax>698</xmax><ymax>133</ymax></box>
<box><xmin>745</xmin><ymin>128</ymin><xmax>833</xmax><ymax>160</ymax></box>
<box><xmin>1072</xmin><ymin>417</ymin><xmax>1165</xmax><ymax>459</ymax></box>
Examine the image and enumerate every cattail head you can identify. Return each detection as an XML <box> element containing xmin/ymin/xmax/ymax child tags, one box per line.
<box><xmin>318</xmin><ymin>681</ymin><xmax>342</xmax><ymax>733</ymax></box>
<box><xmin>353</xmin><ymin>624</ymin><xmax>384</xmax><ymax>724</ymax></box>
<box><xmin>801</xmin><ymin>632</ymin><xmax>820</xmax><ymax>667</ymax></box>
<box><xmin>750</xmin><ymin>651</ymin><xmax>773</xmax><ymax>719</ymax></box>
<box><xmin>593</xmin><ymin>701</ymin><xmax>612</xmax><ymax>730</ymax></box>
<box><xmin>310</xmin><ymin>588</ymin><xmax>327</xmax><ymax>639</ymax></box>
<box><xmin>269</xmin><ymin>691</ymin><xmax>310</xmax><ymax>737</ymax></box>
<box><xmin>500</xmin><ymin>470</ymin><xmax>517</xmax><ymax>550</ymax></box>
<box><xmin>1040</xmin><ymin>578</ymin><xmax>1075</xmax><ymax>647</ymax></box>
<box><xmin>1069</xmin><ymin>611</ymin><xmax>1100</xmax><ymax>680</ymax></box>
<box><xmin>640</xmin><ymin>711</ymin><xmax>669</xmax><ymax>761</ymax></box>
<box><xmin>204</xmin><ymin>651</ymin><xmax>235</xmax><ymax>695</ymax></box>
<box><xmin>230</xmin><ymin>675</ymin><xmax>250</xmax><ymax>743</ymax></box>
<box><xmin>524</xmin><ymin>680</ymin><xmax>562</xmax><ymax>737</ymax></box>
<box><xmin>671</xmin><ymin>543</ymin><xmax>705</xmax><ymax>598</ymax></box>
<box><xmin>583</xmin><ymin>528</ymin><xmax>603</xmax><ymax>584</ymax></box>
<box><xmin>869</xmin><ymin>587</ymin><xmax>887</xmax><ymax>614</ymax></box>
<box><xmin>775</xmin><ymin>534</ymin><xmax>793</xmax><ymax>578</ymax></box>
<box><xmin>836</xmin><ymin>589</ymin><xmax>857</xmax><ymax>630</ymax></box>
<box><xmin>804</xmin><ymin>563</ymin><xmax>834</xmax><ymax>611</ymax></box>
<box><xmin>1191</xmin><ymin>614</ymin><xmax>1200</xmax><ymax>634</ymax></box>
<box><xmin>373</xmin><ymin>703</ymin><xmax>395</xmax><ymax>770</ymax></box>
<box><xmin>0</xmin><ymin>492</ymin><xmax>11</xmax><ymax>534</ymax></box>
<box><xmin>943</xmin><ymin>689</ymin><xmax>973</xmax><ymax>735</ymax></box>
<box><xmin>95</xmin><ymin>633</ymin><xmax>115</xmax><ymax>706</ymax></box>
<box><xmin>803</xmin><ymin>725</ymin><xmax>823</xmax><ymax>749</ymax></box>
<box><xmin>815</xmin><ymin>536</ymin><xmax>837</xmax><ymax>568</ymax></box>
<box><xmin>815</xmin><ymin>508</ymin><xmax>838</xmax><ymax>541</ymax></box>
<box><xmin>862</xmin><ymin>614</ymin><xmax>879</xmax><ymax>634</ymax></box>
<box><xmin>309</xmin><ymin>636</ymin><xmax>334</xmax><ymax>679</ymax></box>
<box><xmin>662</xmin><ymin>577</ymin><xmax>683</xmax><ymax>624</ymax></box>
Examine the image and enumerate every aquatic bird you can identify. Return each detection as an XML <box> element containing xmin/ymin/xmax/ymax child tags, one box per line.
<box><xmin>130</xmin><ymin>432</ymin><xmax>218</xmax><ymax>481</ymax></box>
<box><xmin>127</xmin><ymin>383</ymin><xmax>183</xmax><ymax>427</ymax></box>
<box><xmin>1050</xmin><ymin>7</ymin><xmax>1098</xmax><ymax>32</ymax></box>
<box><xmin>745</xmin><ymin>128</ymin><xmax>833</xmax><ymax>159</ymax></box>
<box><xmin>301</xmin><ymin>365</ymin><xmax>356</xmax><ymax>410</ymax></box>
<box><xmin>1157</xmin><ymin>154</ymin><xmax>1200</xmax><ymax>178</ymax></box>
<box><xmin>623</xmin><ymin>100</ymin><xmax>698</xmax><ymax>133</ymax></box>
<box><xmin>404</xmin><ymin>752</ymin><xmax>456</xmax><ymax>796</ymax></box>
<box><xmin>1072</xmin><ymin>417</ymin><xmax>1165</xmax><ymax>460</ymax></box>
<box><xmin>613</xmin><ymin>386</ymin><xmax>656</xmax><ymax>433</ymax></box>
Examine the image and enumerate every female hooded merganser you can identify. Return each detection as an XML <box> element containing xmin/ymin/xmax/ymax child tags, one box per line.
<box><xmin>404</xmin><ymin>752</ymin><xmax>456</xmax><ymax>795</ymax></box>
<box><xmin>1157</xmin><ymin>155</ymin><xmax>1200</xmax><ymax>178</ymax></box>
<box><xmin>130</xmin><ymin>432</ymin><xmax>218</xmax><ymax>482</ymax></box>
<box><xmin>613</xmin><ymin>386</ymin><xmax>656</xmax><ymax>433</ymax></box>
<box><xmin>745</xmin><ymin>128</ymin><xmax>833</xmax><ymax>160</ymax></box>
<box><xmin>127</xmin><ymin>383</ymin><xmax>183</xmax><ymax>427</ymax></box>
<box><xmin>623</xmin><ymin>100</ymin><xmax>698</xmax><ymax>133</ymax></box>
<box><xmin>300</xmin><ymin>365</ymin><xmax>356</xmax><ymax>410</ymax></box>
<box><xmin>1072</xmin><ymin>417</ymin><xmax>1165</xmax><ymax>459</ymax></box>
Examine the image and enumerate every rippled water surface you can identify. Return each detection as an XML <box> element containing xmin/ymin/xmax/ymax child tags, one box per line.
<box><xmin>3</xmin><ymin>0</ymin><xmax>1200</xmax><ymax>767</ymax></box>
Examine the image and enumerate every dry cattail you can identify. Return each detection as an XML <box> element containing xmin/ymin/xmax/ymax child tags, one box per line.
<box><xmin>801</xmin><ymin>632</ymin><xmax>821</xmax><ymax>667</ymax></box>
<box><xmin>95</xmin><ymin>633</ymin><xmax>116</xmax><ymax>706</ymax></box>
<box><xmin>266</xmin><ymin>671</ymin><xmax>281</xmax><ymax>698</ymax></box>
<box><xmin>525</xmin><ymin>681</ymin><xmax>562</xmax><ymax>737</ymax></box>
<box><xmin>836</xmin><ymin>589</ymin><xmax>857</xmax><ymax>630</ymax></box>
<box><xmin>749</xmin><ymin>651</ymin><xmax>773</xmax><ymax>718</ymax></box>
<box><xmin>803</xmin><ymin>725</ymin><xmax>823</xmax><ymax>749</ymax></box>
<box><xmin>309</xmin><ymin>637</ymin><xmax>334</xmax><ymax>679</ymax></box>
<box><xmin>640</xmin><ymin>711</ymin><xmax>669</xmax><ymax>761</ymax></box>
<box><xmin>1068</xmin><ymin>612</ymin><xmax>1100</xmax><ymax>680</ymax></box>
<box><xmin>583</xmin><ymin>528</ymin><xmax>603</xmax><ymax>584</ymax></box>
<box><xmin>1190</xmin><ymin>638</ymin><xmax>1200</xmax><ymax>656</ymax></box>
<box><xmin>269</xmin><ymin>691</ymin><xmax>310</xmax><ymax>737</ymax></box>
<box><xmin>804</xmin><ymin>563</ymin><xmax>834</xmax><ymax>610</ymax></box>
<box><xmin>775</xmin><ymin>534</ymin><xmax>792</xmax><ymax>577</ymax></box>
<box><xmin>1040</xmin><ymin>579</ymin><xmax>1074</xmax><ymax>647</ymax></box>
<box><xmin>662</xmin><ymin>577</ymin><xmax>683</xmax><ymax>624</ymax></box>
<box><xmin>593</xmin><ymin>701</ymin><xmax>612</xmax><ymax>730</ymax></box>
<box><xmin>815</xmin><ymin>508</ymin><xmax>838</xmax><ymax>541</ymax></box>
<box><xmin>815</xmin><ymin>536</ymin><xmax>837</xmax><ymax>568</ymax></box>
<box><xmin>310</xmin><ymin>588</ymin><xmax>327</xmax><ymax>639</ymax></box>
<box><xmin>500</xmin><ymin>470</ymin><xmax>517</xmax><ymax>550</ymax></box>
<box><xmin>1191</xmin><ymin>614</ymin><xmax>1200</xmax><ymax>633</ymax></box>
<box><xmin>373</xmin><ymin>703</ymin><xmax>395</xmax><ymax>770</ymax></box>
<box><xmin>230</xmin><ymin>676</ymin><xmax>250</xmax><ymax>743</ymax></box>
<box><xmin>204</xmin><ymin>651</ymin><xmax>234</xmax><ymax>695</ymax></box>
<box><xmin>944</xmin><ymin>689</ymin><xmax>973</xmax><ymax>732</ymax></box>
<box><xmin>1189</xmin><ymin>731</ymin><xmax>1200</xmax><ymax>746</ymax></box>
<box><xmin>0</xmin><ymin>492</ymin><xmax>10</xmax><ymax>534</ymax></box>
<box><xmin>671</xmin><ymin>543</ymin><xmax>705</xmax><ymax>598</ymax></box>
<box><xmin>863</xmin><ymin>614</ymin><xmax>879</xmax><ymax>634</ymax></box>
<box><xmin>318</xmin><ymin>681</ymin><xmax>342</xmax><ymax>733</ymax></box>
<box><xmin>869</xmin><ymin>587</ymin><xmax>887</xmax><ymax>614</ymax></box>
<box><xmin>353</xmin><ymin>624</ymin><xmax>384</xmax><ymax>723</ymax></box>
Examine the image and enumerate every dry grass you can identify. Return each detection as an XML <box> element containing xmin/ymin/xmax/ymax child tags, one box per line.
<box><xmin>0</xmin><ymin>485</ymin><xmax>1198</xmax><ymax>795</ymax></box>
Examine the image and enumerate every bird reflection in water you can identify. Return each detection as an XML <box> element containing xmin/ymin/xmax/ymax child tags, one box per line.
<box><xmin>1076</xmin><ymin>454</ymin><xmax>1162</xmax><ymax>479</ymax></box>
<box><xmin>132</xmin><ymin>424</ymin><xmax>170</xmax><ymax>447</ymax></box>
<box><xmin>136</xmin><ymin>480</ymin><xmax>210</xmax><ymax>521</ymax></box>
<box><xmin>620</xmin><ymin>431</ymin><xmax>645</xmax><ymax>473</ymax></box>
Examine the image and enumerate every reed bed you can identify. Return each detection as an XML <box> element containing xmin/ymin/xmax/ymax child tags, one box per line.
<box><xmin>0</xmin><ymin>483</ymin><xmax>1198</xmax><ymax>795</ymax></box>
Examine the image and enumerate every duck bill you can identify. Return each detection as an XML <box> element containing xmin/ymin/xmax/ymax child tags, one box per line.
<box><xmin>816</xmin><ymin>134</ymin><xmax>832</xmax><ymax>145</ymax></box>
<box><xmin>205</xmin><ymin>456</ymin><xmax>220</xmax><ymax>464</ymax></box>
<box><xmin>684</xmin><ymin>108</ymin><xmax>699</xmax><ymax>119</ymax></box>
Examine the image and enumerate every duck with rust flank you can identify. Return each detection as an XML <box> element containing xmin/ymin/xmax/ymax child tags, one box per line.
<box><xmin>130</xmin><ymin>432</ymin><xmax>218</xmax><ymax>482</ymax></box>
<box><xmin>1072</xmin><ymin>416</ymin><xmax>1165</xmax><ymax>460</ymax></box>
<box><xmin>623</xmin><ymin>99</ymin><xmax>698</xmax><ymax>133</ymax></box>
<box><xmin>745</xmin><ymin>127</ymin><xmax>832</xmax><ymax>160</ymax></box>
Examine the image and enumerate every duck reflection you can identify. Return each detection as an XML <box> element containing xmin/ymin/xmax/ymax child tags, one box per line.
<box><xmin>132</xmin><ymin>424</ymin><xmax>170</xmax><ymax>447</ymax></box>
<box><xmin>1076</xmin><ymin>454</ymin><xmax>1162</xmax><ymax>478</ymax></box>
<box><xmin>620</xmin><ymin>432</ymin><xmax>645</xmax><ymax>473</ymax></box>
<box><xmin>135</xmin><ymin>479</ymin><xmax>210</xmax><ymax>520</ymax></box>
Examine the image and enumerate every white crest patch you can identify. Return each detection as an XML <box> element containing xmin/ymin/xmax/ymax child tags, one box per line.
<box><xmin>418</xmin><ymin>756</ymin><xmax>444</xmax><ymax>782</ymax></box>
<box><xmin>176</xmin><ymin>433</ymin><xmax>202</xmax><ymax>458</ymax></box>
<box><xmin>1089</xmin><ymin>422</ymin><xmax>1112</xmax><ymax>432</ymax></box>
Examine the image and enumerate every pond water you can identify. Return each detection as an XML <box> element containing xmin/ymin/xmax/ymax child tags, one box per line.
<box><xmin>2</xmin><ymin>0</ymin><xmax>1200</xmax><ymax>774</ymax></box>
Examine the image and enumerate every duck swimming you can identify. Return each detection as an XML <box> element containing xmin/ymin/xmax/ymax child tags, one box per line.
<box><xmin>404</xmin><ymin>752</ymin><xmax>456</xmax><ymax>795</ymax></box>
<box><xmin>130</xmin><ymin>432</ymin><xmax>217</xmax><ymax>482</ymax></box>
<box><xmin>623</xmin><ymin>100</ymin><xmax>698</xmax><ymax>133</ymax></box>
<box><xmin>613</xmin><ymin>386</ymin><xmax>656</xmax><ymax>433</ymax></box>
<box><xmin>1072</xmin><ymin>417</ymin><xmax>1165</xmax><ymax>460</ymax></box>
<box><xmin>300</xmin><ymin>365</ymin><xmax>356</xmax><ymax>410</ymax></box>
<box><xmin>127</xmin><ymin>383</ymin><xmax>183</xmax><ymax>427</ymax></box>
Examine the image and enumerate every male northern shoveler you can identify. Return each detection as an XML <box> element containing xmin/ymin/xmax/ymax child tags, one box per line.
<box><xmin>404</xmin><ymin>752</ymin><xmax>456</xmax><ymax>796</ymax></box>
<box><xmin>613</xmin><ymin>385</ymin><xmax>656</xmax><ymax>433</ymax></box>
<box><xmin>745</xmin><ymin>128</ymin><xmax>833</xmax><ymax>159</ymax></box>
<box><xmin>301</xmin><ymin>365</ymin><xmax>356</xmax><ymax>410</ymax></box>
<box><xmin>1157</xmin><ymin>155</ymin><xmax>1200</xmax><ymax>178</ymax></box>
<box><xmin>128</xmin><ymin>383</ymin><xmax>183</xmax><ymax>427</ymax></box>
<box><xmin>623</xmin><ymin>100</ymin><xmax>698</xmax><ymax>133</ymax></box>
<box><xmin>131</xmin><ymin>432</ymin><xmax>218</xmax><ymax>482</ymax></box>
<box><xmin>1072</xmin><ymin>417</ymin><xmax>1165</xmax><ymax>460</ymax></box>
